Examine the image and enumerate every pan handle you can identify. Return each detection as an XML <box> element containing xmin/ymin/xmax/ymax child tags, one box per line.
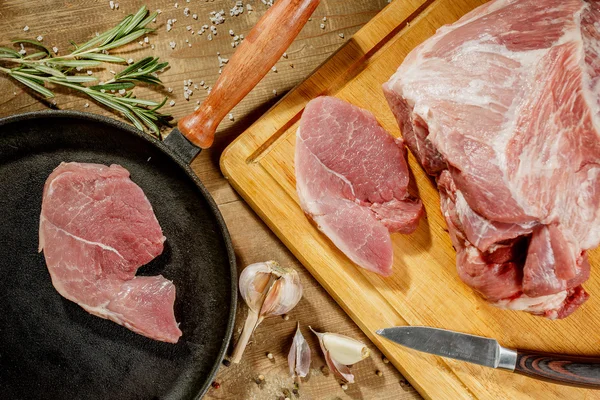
<box><xmin>177</xmin><ymin>0</ymin><xmax>320</xmax><ymax>149</ymax></box>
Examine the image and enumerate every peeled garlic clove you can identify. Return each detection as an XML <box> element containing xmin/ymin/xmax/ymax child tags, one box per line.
<box><xmin>310</xmin><ymin>327</ymin><xmax>370</xmax><ymax>383</ymax></box>
<box><xmin>288</xmin><ymin>323</ymin><xmax>311</xmax><ymax>378</ymax></box>
<box><xmin>322</xmin><ymin>332</ymin><xmax>370</xmax><ymax>365</ymax></box>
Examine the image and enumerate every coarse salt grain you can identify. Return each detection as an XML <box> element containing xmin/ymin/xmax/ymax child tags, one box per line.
<box><xmin>230</xmin><ymin>1</ymin><xmax>244</xmax><ymax>16</ymax></box>
<box><xmin>36</xmin><ymin>35</ymin><xmax>43</xmax><ymax>42</ymax></box>
<box><xmin>320</xmin><ymin>23</ymin><xmax>325</xmax><ymax>29</ymax></box>
<box><xmin>118</xmin><ymin>89</ymin><xmax>126</xmax><ymax>94</ymax></box>
<box><xmin>169</xmin><ymin>100</ymin><xmax>176</xmax><ymax>106</ymax></box>
<box><xmin>144</xmin><ymin>37</ymin><xmax>149</xmax><ymax>43</ymax></box>
<box><xmin>186</xmin><ymin>25</ymin><xmax>192</xmax><ymax>31</ymax></box>
<box><xmin>174</xmin><ymin>2</ymin><xmax>178</xmax><ymax>8</ymax></box>
<box><xmin>271</xmin><ymin>66</ymin><xmax>277</xmax><ymax>72</ymax></box>
<box><xmin>52</xmin><ymin>46</ymin><xmax>59</xmax><ymax>54</ymax></box>
<box><xmin>229</xmin><ymin>29</ymin><xmax>234</xmax><ymax>36</ymax></box>
<box><xmin>339</xmin><ymin>33</ymin><xmax>345</xmax><ymax>38</ymax></box>
<box><xmin>282</xmin><ymin>52</ymin><xmax>287</xmax><ymax>58</ymax></box>
<box><xmin>272</xmin><ymin>89</ymin><xmax>277</xmax><ymax>95</ymax></box>
<box><xmin>127</xmin><ymin>58</ymin><xmax>134</xmax><ymax>64</ymax></box>
<box><xmin>169</xmin><ymin>41</ymin><xmax>177</xmax><ymax>49</ymax></box>
<box><xmin>84</xmin><ymin>103</ymin><xmax>89</xmax><ymax>108</ymax></box>
<box><xmin>168</xmin><ymin>87</ymin><xmax>173</xmax><ymax>93</ymax></box>
<box><xmin>87</xmin><ymin>70</ymin><xmax>93</xmax><ymax>75</ymax></box>
<box><xmin>115</xmin><ymin>3</ymin><xmax>119</xmax><ymax>9</ymax></box>
<box><xmin>183</xmin><ymin>7</ymin><xmax>190</xmax><ymax>16</ymax></box>
<box><xmin>322</xmin><ymin>16</ymin><xmax>327</xmax><ymax>22</ymax></box>
<box><xmin>193</xmin><ymin>14</ymin><xmax>198</xmax><ymax>19</ymax></box>
<box><xmin>228</xmin><ymin>113</ymin><xmax>234</xmax><ymax>121</ymax></box>
<box><xmin>207</xmin><ymin>34</ymin><xmax>212</xmax><ymax>41</ymax></box>
<box><xmin>23</xmin><ymin>26</ymin><xmax>29</xmax><ymax>32</ymax></box>
<box><xmin>109</xmin><ymin>0</ymin><xmax>114</xmax><ymax>9</ymax></box>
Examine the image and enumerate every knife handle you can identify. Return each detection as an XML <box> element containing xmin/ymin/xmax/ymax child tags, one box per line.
<box><xmin>177</xmin><ymin>0</ymin><xmax>320</xmax><ymax>149</ymax></box>
<box><xmin>514</xmin><ymin>350</ymin><xmax>600</xmax><ymax>388</ymax></box>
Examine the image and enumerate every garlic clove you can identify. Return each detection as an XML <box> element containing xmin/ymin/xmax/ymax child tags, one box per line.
<box><xmin>261</xmin><ymin>267</ymin><xmax>303</xmax><ymax>317</ymax></box>
<box><xmin>288</xmin><ymin>322</ymin><xmax>311</xmax><ymax>378</ymax></box>
<box><xmin>326</xmin><ymin>351</ymin><xmax>355</xmax><ymax>383</ymax></box>
<box><xmin>310</xmin><ymin>327</ymin><xmax>370</xmax><ymax>383</ymax></box>
<box><xmin>232</xmin><ymin>261</ymin><xmax>303</xmax><ymax>364</ymax></box>
<box><xmin>239</xmin><ymin>261</ymin><xmax>278</xmax><ymax>313</ymax></box>
<box><xmin>322</xmin><ymin>332</ymin><xmax>370</xmax><ymax>365</ymax></box>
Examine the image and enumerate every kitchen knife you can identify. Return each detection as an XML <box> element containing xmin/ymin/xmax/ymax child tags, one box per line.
<box><xmin>377</xmin><ymin>326</ymin><xmax>600</xmax><ymax>388</ymax></box>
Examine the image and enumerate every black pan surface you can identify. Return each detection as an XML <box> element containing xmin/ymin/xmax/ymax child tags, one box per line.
<box><xmin>0</xmin><ymin>111</ymin><xmax>237</xmax><ymax>400</ymax></box>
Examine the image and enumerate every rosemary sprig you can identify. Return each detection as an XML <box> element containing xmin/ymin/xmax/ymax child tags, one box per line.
<box><xmin>0</xmin><ymin>6</ymin><xmax>172</xmax><ymax>137</ymax></box>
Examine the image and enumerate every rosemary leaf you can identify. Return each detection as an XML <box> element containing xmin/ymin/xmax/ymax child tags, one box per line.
<box><xmin>89</xmin><ymin>82</ymin><xmax>135</xmax><ymax>91</ymax></box>
<box><xmin>138</xmin><ymin>11</ymin><xmax>159</xmax><ymax>30</ymax></box>
<box><xmin>11</xmin><ymin>39</ymin><xmax>51</xmax><ymax>54</ymax></box>
<box><xmin>10</xmin><ymin>73</ymin><xmax>54</xmax><ymax>98</ymax></box>
<box><xmin>114</xmin><ymin>56</ymin><xmax>154</xmax><ymax>78</ymax></box>
<box><xmin>23</xmin><ymin>51</ymin><xmax>47</xmax><ymax>60</ymax></box>
<box><xmin>0</xmin><ymin>47</ymin><xmax>21</xmax><ymax>58</ymax></box>
<box><xmin>100</xmin><ymin>29</ymin><xmax>152</xmax><ymax>51</ymax></box>
<box><xmin>60</xmin><ymin>76</ymin><xmax>98</xmax><ymax>83</ymax></box>
<box><xmin>31</xmin><ymin>64</ymin><xmax>66</xmax><ymax>78</ymax></box>
<box><xmin>134</xmin><ymin>109</ymin><xmax>160</xmax><ymax>134</ymax></box>
<box><xmin>78</xmin><ymin>53</ymin><xmax>126</xmax><ymax>63</ymax></box>
<box><xmin>115</xmin><ymin>96</ymin><xmax>162</xmax><ymax>106</ymax></box>
<box><xmin>45</xmin><ymin>59</ymin><xmax>101</xmax><ymax>68</ymax></box>
<box><xmin>122</xmin><ymin>6</ymin><xmax>149</xmax><ymax>35</ymax></box>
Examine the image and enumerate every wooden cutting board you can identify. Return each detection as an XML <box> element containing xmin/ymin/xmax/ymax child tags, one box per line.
<box><xmin>220</xmin><ymin>0</ymin><xmax>600</xmax><ymax>398</ymax></box>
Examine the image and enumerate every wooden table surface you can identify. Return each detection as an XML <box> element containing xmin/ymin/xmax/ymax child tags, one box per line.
<box><xmin>0</xmin><ymin>1</ymin><xmax>421</xmax><ymax>399</ymax></box>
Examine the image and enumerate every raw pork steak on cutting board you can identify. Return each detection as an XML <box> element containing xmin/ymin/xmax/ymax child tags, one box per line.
<box><xmin>39</xmin><ymin>162</ymin><xmax>182</xmax><ymax>343</ymax></box>
<box><xmin>295</xmin><ymin>96</ymin><xmax>423</xmax><ymax>276</ymax></box>
<box><xmin>383</xmin><ymin>0</ymin><xmax>600</xmax><ymax>318</ymax></box>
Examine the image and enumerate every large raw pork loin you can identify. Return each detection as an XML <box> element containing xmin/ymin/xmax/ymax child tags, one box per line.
<box><xmin>39</xmin><ymin>162</ymin><xmax>182</xmax><ymax>343</ymax></box>
<box><xmin>383</xmin><ymin>0</ymin><xmax>600</xmax><ymax>318</ymax></box>
<box><xmin>296</xmin><ymin>96</ymin><xmax>423</xmax><ymax>276</ymax></box>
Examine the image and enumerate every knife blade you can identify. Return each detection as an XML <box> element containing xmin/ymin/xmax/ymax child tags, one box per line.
<box><xmin>376</xmin><ymin>326</ymin><xmax>600</xmax><ymax>388</ymax></box>
<box><xmin>376</xmin><ymin>326</ymin><xmax>516</xmax><ymax>370</ymax></box>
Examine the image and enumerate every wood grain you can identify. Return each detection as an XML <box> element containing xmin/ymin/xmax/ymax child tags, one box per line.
<box><xmin>0</xmin><ymin>0</ymin><xmax>419</xmax><ymax>399</ymax></box>
<box><xmin>515</xmin><ymin>351</ymin><xmax>600</xmax><ymax>388</ymax></box>
<box><xmin>221</xmin><ymin>0</ymin><xmax>600</xmax><ymax>399</ymax></box>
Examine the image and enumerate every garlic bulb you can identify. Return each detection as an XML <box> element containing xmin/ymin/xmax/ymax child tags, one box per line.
<box><xmin>310</xmin><ymin>327</ymin><xmax>370</xmax><ymax>383</ymax></box>
<box><xmin>288</xmin><ymin>323</ymin><xmax>311</xmax><ymax>379</ymax></box>
<box><xmin>231</xmin><ymin>261</ymin><xmax>303</xmax><ymax>363</ymax></box>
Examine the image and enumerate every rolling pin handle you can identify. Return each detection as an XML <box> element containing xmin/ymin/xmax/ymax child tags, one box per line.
<box><xmin>177</xmin><ymin>0</ymin><xmax>321</xmax><ymax>149</ymax></box>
